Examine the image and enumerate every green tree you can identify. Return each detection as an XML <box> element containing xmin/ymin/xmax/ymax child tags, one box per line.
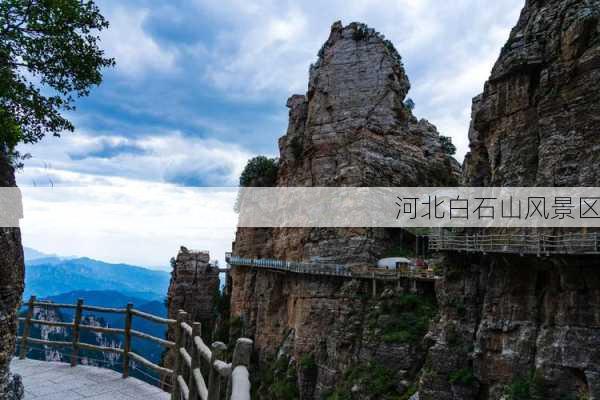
<box><xmin>235</xmin><ymin>156</ymin><xmax>278</xmax><ymax>213</ymax></box>
<box><xmin>0</xmin><ymin>0</ymin><xmax>114</xmax><ymax>157</ymax></box>
<box><xmin>239</xmin><ymin>156</ymin><xmax>278</xmax><ymax>187</ymax></box>
<box><xmin>439</xmin><ymin>135</ymin><xmax>456</xmax><ymax>156</ymax></box>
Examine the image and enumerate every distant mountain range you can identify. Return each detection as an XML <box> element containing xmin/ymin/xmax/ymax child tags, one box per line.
<box><xmin>41</xmin><ymin>290</ymin><xmax>167</xmax><ymax>345</ymax></box>
<box><xmin>23</xmin><ymin>247</ymin><xmax>171</xmax><ymax>301</ymax></box>
<box><xmin>21</xmin><ymin>290</ymin><xmax>168</xmax><ymax>383</ymax></box>
<box><xmin>19</xmin><ymin>247</ymin><xmax>172</xmax><ymax>384</ymax></box>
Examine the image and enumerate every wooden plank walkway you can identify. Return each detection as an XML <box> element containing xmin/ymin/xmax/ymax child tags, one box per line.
<box><xmin>10</xmin><ymin>358</ymin><xmax>169</xmax><ymax>400</ymax></box>
<box><xmin>428</xmin><ymin>232</ymin><xmax>600</xmax><ymax>256</ymax></box>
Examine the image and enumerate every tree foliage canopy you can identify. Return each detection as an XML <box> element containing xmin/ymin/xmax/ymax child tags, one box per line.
<box><xmin>439</xmin><ymin>135</ymin><xmax>456</xmax><ymax>156</ymax></box>
<box><xmin>235</xmin><ymin>156</ymin><xmax>278</xmax><ymax>213</ymax></box>
<box><xmin>239</xmin><ymin>156</ymin><xmax>278</xmax><ymax>187</ymax></box>
<box><xmin>0</xmin><ymin>0</ymin><xmax>114</xmax><ymax>154</ymax></box>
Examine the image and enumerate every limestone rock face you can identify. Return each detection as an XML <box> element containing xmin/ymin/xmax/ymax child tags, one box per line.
<box><xmin>420</xmin><ymin>254</ymin><xmax>600</xmax><ymax>400</ymax></box>
<box><xmin>166</xmin><ymin>248</ymin><xmax>219</xmax><ymax>325</ymax></box>
<box><xmin>421</xmin><ymin>1</ymin><xmax>600</xmax><ymax>399</ymax></box>
<box><xmin>234</xmin><ymin>21</ymin><xmax>459</xmax><ymax>265</ymax></box>
<box><xmin>463</xmin><ymin>0</ymin><xmax>600</xmax><ymax>186</ymax></box>
<box><xmin>278</xmin><ymin>21</ymin><xmax>458</xmax><ymax>188</ymax></box>
<box><xmin>230</xmin><ymin>21</ymin><xmax>457</xmax><ymax>398</ymax></box>
<box><xmin>230</xmin><ymin>267</ymin><xmax>435</xmax><ymax>399</ymax></box>
<box><xmin>0</xmin><ymin>153</ymin><xmax>25</xmax><ymax>399</ymax></box>
<box><xmin>165</xmin><ymin>248</ymin><xmax>219</xmax><ymax>370</ymax></box>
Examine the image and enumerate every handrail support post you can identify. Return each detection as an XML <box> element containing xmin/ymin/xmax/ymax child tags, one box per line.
<box><xmin>70</xmin><ymin>298</ymin><xmax>84</xmax><ymax>367</ymax></box>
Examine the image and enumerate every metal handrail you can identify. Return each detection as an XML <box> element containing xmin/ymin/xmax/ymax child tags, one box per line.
<box><xmin>227</xmin><ymin>255</ymin><xmax>437</xmax><ymax>282</ymax></box>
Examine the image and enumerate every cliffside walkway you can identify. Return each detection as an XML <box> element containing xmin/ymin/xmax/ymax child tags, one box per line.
<box><xmin>428</xmin><ymin>232</ymin><xmax>600</xmax><ymax>256</ymax></box>
<box><xmin>225</xmin><ymin>254</ymin><xmax>437</xmax><ymax>282</ymax></box>
<box><xmin>11</xmin><ymin>358</ymin><xmax>169</xmax><ymax>400</ymax></box>
<box><xmin>16</xmin><ymin>297</ymin><xmax>253</xmax><ymax>400</ymax></box>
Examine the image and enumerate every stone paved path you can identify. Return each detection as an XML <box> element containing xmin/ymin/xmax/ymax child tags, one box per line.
<box><xmin>10</xmin><ymin>358</ymin><xmax>170</xmax><ymax>400</ymax></box>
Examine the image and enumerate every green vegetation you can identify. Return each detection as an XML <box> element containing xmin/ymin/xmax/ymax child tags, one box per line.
<box><xmin>326</xmin><ymin>362</ymin><xmax>404</xmax><ymax>400</ymax></box>
<box><xmin>447</xmin><ymin>297</ymin><xmax>467</xmax><ymax>318</ymax></box>
<box><xmin>290</xmin><ymin>136</ymin><xmax>303</xmax><ymax>160</ymax></box>
<box><xmin>372</xmin><ymin>293</ymin><xmax>437</xmax><ymax>344</ymax></box>
<box><xmin>352</xmin><ymin>25</ymin><xmax>369</xmax><ymax>41</ymax></box>
<box><xmin>404</xmin><ymin>98</ymin><xmax>415</xmax><ymax>111</ymax></box>
<box><xmin>225</xmin><ymin>315</ymin><xmax>244</xmax><ymax>355</ymax></box>
<box><xmin>439</xmin><ymin>136</ymin><xmax>457</xmax><ymax>156</ymax></box>
<box><xmin>235</xmin><ymin>156</ymin><xmax>279</xmax><ymax>212</ymax></box>
<box><xmin>299</xmin><ymin>354</ymin><xmax>317</xmax><ymax>371</ymax></box>
<box><xmin>212</xmin><ymin>283</ymin><xmax>231</xmax><ymax>344</ymax></box>
<box><xmin>448</xmin><ymin>368</ymin><xmax>476</xmax><ymax>386</ymax></box>
<box><xmin>504</xmin><ymin>371</ymin><xmax>547</xmax><ymax>400</ymax></box>
<box><xmin>257</xmin><ymin>355</ymin><xmax>299</xmax><ymax>400</ymax></box>
<box><xmin>239</xmin><ymin>156</ymin><xmax>279</xmax><ymax>187</ymax></box>
<box><xmin>0</xmin><ymin>0</ymin><xmax>114</xmax><ymax>160</ymax></box>
<box><xmin>383</xmin><ymin>244</ymin><xmax>414</xmax><ymax>258</ymax></box>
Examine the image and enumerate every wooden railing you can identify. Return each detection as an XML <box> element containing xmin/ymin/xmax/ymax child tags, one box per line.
<box><xmin>17</xmin><ymin>296</ymin><xmax>253</xmax><ymax>400</ymax></box>
<box><xmin>429</xmin><ymin>232</ymin><xmax>600</xmax><ymax>256</ymax></box>
<box><xmin>226</xmin><ymin>253</ymin><xmax>437</xmax><ymax>282</ymax></box>
<box><xmin>172</xmin><ymin>309</ymin><xmax>252</xmax><ymax>400</ymax></box>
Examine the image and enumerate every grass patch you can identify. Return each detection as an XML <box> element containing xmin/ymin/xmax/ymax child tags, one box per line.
<box><xmin>448</xmin><ymin>368</ymin><xmax>476</xmax><ymax>386</ymax></box>
<box><xmin>326</xmin><ymin>362</ymin><xmax>403</xmax><ymax>400</ymax></box>
<box><xmin>256</xmin><ymin>355</ymin><xmax>299</xmax><ymax>400</ymax></box>
<box><xmin>504</xmin><ymin>370</ymin><xmax>547</xmax><ymax>400</ymax></box>
<box><xmin>376</xmin><ymin>294</ymin><xmax>437</xmax><ymax>344</ymax></box>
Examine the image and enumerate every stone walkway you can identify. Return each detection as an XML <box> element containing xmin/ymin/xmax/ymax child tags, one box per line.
<box><xmin>10</xmin><ymin>358</ymin><xmax>170</xmax><ymax>400</ymax></box>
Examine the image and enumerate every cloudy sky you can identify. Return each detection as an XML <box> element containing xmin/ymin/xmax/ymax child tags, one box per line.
<box><xmin>16</xmin><ymin>0</ymin><xmax>524</xmax><ymax>269</ymax></box>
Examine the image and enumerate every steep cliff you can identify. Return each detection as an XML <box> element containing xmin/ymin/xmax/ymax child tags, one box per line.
<box><xmin>0</xmin><ymin>153</ymin><xmax>25</xmax><ymax>399</ymax></box>
<box><xmin>463</xmin><ymin>0</ymin><xmax>600</xmax><ymax>187</ymax></box>
<box><xmin>231</xmin><ymin>21</ymin><xmax>458</xmax><ymax>399</ymax></box>
<box><xmin>234</xmin><ymin>21</ymin><xmax>459</xmax><ymax>266</ymax></box>
<box><xmin>421</xmin><ymin>1</ymin><xmax>600</xmax><ymax>399</ymax></box>
<box><xmin>165</xmin><ymin>248</ymin><xmax>220</xmax><ymax>369</ymax></box>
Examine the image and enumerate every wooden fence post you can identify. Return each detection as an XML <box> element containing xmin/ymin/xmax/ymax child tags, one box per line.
<box><xmin>227</xmin><ymin>338</ymin><xmax>253</xmax><ymax>399</ymax></box>
<box><xmin>19</xmin><ymin>295</ymin><xmax>36</xmax><ymax>359</ymax></box>
<box><xmin>122</xmin><ymin>302</ymin><xmax>133</xmax><ymax>378</ymax></box>
<box><xmin>70</xmin><ymin>298</ymin><xmax>84</xmax><ymax>367</ymax></box>
<box><xmin>171</xmin><ymin>310</ymin><xmax>186</xmax><ymax>400</ymax></box>
<box><xmin>189</xmin><ymin>322</ymin><xmax>201</xmax><ymax>400</ymax></box>
<box><xmin>208</xmin><ymin>341</ymin><xmax>226</xmax><ymax>400</ymax></box>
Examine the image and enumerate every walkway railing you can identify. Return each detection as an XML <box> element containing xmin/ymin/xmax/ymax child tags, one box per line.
<box><xmin>17</xmin><ymin>296</ymin><xmax>253</xmax><ymax>400</ymax></box>
<box><xmin>429</xmin><ymin>232</ymin><xmax>600</xmax><ymax>256</ymax></box>
<box><xmin>225</xmin><ymin>253</ymin><xmax>437</xmax><ymax>282</ymax></box>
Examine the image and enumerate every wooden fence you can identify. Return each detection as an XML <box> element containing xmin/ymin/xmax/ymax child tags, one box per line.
<box><xmin>17</xmin><ymin>296</ymin><xmax>252</xmax><ymax>400</ymax></box>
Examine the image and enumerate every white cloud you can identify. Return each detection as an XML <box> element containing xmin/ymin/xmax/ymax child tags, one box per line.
<box><xmin>188</xmin><ymin>0</ymin><xmax>523</xmax><ymax>158</ymax></box>
<box><xmin>20</xmin><ymin>183</ymin><xmax>238</xmax><ymax>268</ymax></box>
<box><xmin>17</xmin><ymin>132</ymin><xmax>254</xmax><ymax>187</ymax></box>
<box><xmin>18</xmin><ymin>0</ymin><xmax>529</xmax><ymax>265</ymax></box>
<box><xmin>101</xmin><ymin>7</ymin><xmax>177</xmax><ymax>76</ymax></box>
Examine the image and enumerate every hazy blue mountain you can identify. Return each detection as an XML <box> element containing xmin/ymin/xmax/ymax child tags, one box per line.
<box><xmin>23</xmin><ymin>247</ymin><xmax>56</xmax><ymax>261</ymax></box>
<box><xmin>21</xmin><ymin>290</ymin><xmax>168</xmax><ymax>384</ymax></box>
<box><xmin>24</xmin><ymin>253</ymin><xmax>171</xmax><ymax>301</ymax></box>
<box><xmin>41</xmin><ymin>290</ymin><xmax>167</xmax><ymax>335</ymax></box>
<box><xmin>42</xmin><ymin>290</ymin><xmax>165</xmax><ymax>311</ymax></box>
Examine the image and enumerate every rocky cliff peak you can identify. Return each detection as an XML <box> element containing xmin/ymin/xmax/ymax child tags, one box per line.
<box><xmin>277</xmin><ymin>21</ymin><xmax>459</xmax><ymax>187</ymax></box>
<box><xmin>235</xmin><ymin>21</ymin><xmax>460</xmax><ymax>264</ymax></box>
<box><xmin>464</xmin><ymin>0</ymin><xmax>600</xmax><ymax>186</ymax></box>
